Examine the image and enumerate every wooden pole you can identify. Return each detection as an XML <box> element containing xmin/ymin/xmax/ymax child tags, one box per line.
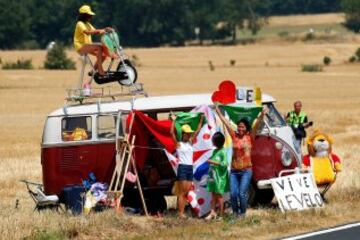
<box><xmin>131</xmin><ymin>154</ymin><xmax>149</xmax><ymax>216</ymax></box>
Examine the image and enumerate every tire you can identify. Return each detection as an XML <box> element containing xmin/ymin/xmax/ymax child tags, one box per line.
<box><xmin>116</xmin><ymin>59</ymin><xmax>138</xmax><ymax>86</ymax></box>
<box><xmin>248</xmin><ymin>183</ymin><xmax>274</xmax><ymax>207</ymax></box>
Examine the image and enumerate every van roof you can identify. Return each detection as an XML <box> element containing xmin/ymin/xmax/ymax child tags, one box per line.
<box><xmin>49</xmin><ymin>92</ymin><xmax>276</xmax><ymax>117</ymax></box>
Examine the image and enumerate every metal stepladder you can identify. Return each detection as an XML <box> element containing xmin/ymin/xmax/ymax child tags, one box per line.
<box><xmin>108</xmin><ymin>113</ymin><xmax>148</xmax><ymax>216</ymax></box>
<box><xmin>77</xmin><ymin>53</ymin><xmax>95</xmax><ymax>89</ymax></box>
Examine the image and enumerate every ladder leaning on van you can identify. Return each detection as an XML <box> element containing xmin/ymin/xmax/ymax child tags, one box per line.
<box><xmin>107</xmin><ymin>114</ymin><xmax>149</xmax><ymax>216</ymax></box>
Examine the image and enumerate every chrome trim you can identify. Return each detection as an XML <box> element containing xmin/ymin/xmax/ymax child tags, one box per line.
<box><xmin>46</xmin><ymin>111</ymin><xmax>119</xmax><ymax>118</ymax></box>
<box><xmin>258</xmin><ymin>168</ymin><xmax>311</xmax><ymax>189</ymax></box>
<box><xmin>257</xmin><ymin>180</ymin><xmax>272</xmax><ymax>189</ymax></box>
<box><xmin>41</xmin><ymin>139</ymin><xmax>115</xmax><ymax>148</ymax></box>
<box><xmin>279</xmin><ymin>167</ymin><xmax>309</xmax><ymax>177</ymax></box>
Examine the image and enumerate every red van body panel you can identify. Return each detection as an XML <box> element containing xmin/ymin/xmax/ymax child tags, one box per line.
<box><xmin>42</xmin><ymin>137</ymin><xmax>296</xmax><ymax>195</ymax></box>
<box><xmin>252</xmin><ymin>136</ymin><xmax>297</xmax><ymax>183</ymax></box>
<box><xmin>42</xmin><ymin>142</ymin><xmax>115</xmax><ymax>195</ymax></box>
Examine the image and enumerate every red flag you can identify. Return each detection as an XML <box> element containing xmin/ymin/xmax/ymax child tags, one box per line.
<box><xmin>127</xmin><ymin>110</ymin><xmax>176</xmax><ymax>170</ymax></box>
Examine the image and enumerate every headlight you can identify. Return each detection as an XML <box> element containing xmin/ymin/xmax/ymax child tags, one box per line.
<box><xmin>281</xmin><ymin>147</ymin><xmax>292</xmax><ymax>167</ymax></box>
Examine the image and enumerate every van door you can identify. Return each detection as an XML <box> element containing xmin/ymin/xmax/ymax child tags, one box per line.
<box><xmin>43</xmin><ymin>115</ymin><xmax>97</xmax><ymax>194</ymax></box>
<box><xmin>95</xmin><ymin>114</ymin><xmax>117</xmax><ymax>183</ymax></box>
<box><xmin>60</xmin><ymin>116</ymin><xmax>96</xmax><ymax>178</ymax></box>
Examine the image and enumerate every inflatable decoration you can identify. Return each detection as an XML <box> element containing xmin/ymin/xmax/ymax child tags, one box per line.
<box><xmin>303</xmin><ymin>129</ymin><xmax>342</xmax><ymax>187</ymax></box>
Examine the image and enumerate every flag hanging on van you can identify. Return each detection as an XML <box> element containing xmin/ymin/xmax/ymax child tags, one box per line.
<box><xmin>127</xmin><ymin>111</ymin><xmax>176</xmax><ymax>170</ymax></box>
<box><xmin>128</xmin><ymin>105</ymin><xmax>241</xmax><ymax>217</ymax></box>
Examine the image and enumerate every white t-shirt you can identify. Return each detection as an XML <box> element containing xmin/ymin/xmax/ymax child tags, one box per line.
<box><xmin>177</xmin><ymin>142</ymin><xmax>193</xmax><ymax>165</ymax></box>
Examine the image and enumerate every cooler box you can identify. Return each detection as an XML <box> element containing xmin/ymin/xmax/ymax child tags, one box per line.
<box><xmin>62</xmin><ymin>185</ymin><xmax>85</xmax><ymax>215</ymax></box>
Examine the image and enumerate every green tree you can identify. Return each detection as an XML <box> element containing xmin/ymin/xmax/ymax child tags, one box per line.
<box><xmin>44</xmin><ymin>44</ymin><xmax>76</xmax><ymax>69</ymax></box>
<box><xmin>222</xmin><ymin>0</ymin><xmax>268</xmax><ymax>42</ymax></box>
<box><xmin>188</xmin><ymin>0</ymin><xmax>222</xmax><ymax>44</ymax></box>
<box><xmin>111</xmin><ymin>0</ymin><xmax>194</xmax><ymax>47</ymax></box>
<box><xmin>28</xmin><ymin>0</ymin><xmax>88</xmax><ymax>48</ymax></box>
<box><xmin>259</xmin><ymin>0</ymin><xmax>340</xmax><ymax>15</ymax></box>
<box><xmin>0</xmin><ymin>1</ymin><xmax>31</xmax><ymax>49</ymax></box>
<box><xmin>341</xmin><ymin>0</ymin><xmax>360</xmax><ymax>32</ymax></box>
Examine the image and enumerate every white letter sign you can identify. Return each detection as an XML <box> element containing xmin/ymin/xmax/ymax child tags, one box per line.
<box><xmin>270</xmin><ymin>173</ymin><xmax>324</xmax><ymax>212</ymax></box>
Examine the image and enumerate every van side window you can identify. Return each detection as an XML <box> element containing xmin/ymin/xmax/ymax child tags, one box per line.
<box><xmin>118</xmin><ymin>114</ymin><xmax>128</xmax><ymax>139</ymax></box>
<box><xmin>156</xmin><ymin>111</ymin><xmax>182</xmax><ymax>120</ymax></box>
<box><xmin>62</xmin><ymin>116</ymin><xmax>92</xmax><ymax>141</ymax></box>
<box><xmin>97</xmin><ymin>115</ymin><xmax>116</xmax><ymax>139</ymax></box>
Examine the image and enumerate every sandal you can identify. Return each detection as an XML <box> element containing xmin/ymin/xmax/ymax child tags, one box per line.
<box><xmin>216</xmin><ymin>216</ymin><xmax>223</xmax><ymax>221</ymax></box>
<box><xmin>205</xmin><ymin>212</ymin><xmax>217</xmax><ymax>221</ymax></box>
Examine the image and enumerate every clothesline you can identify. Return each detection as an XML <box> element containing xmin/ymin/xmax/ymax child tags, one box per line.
<box><xmin>133</xmin><ymin>145</ymin><xmax>166</xmax><ymax>151</ymax></box>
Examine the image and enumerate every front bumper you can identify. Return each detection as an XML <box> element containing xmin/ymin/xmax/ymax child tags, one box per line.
<box><xmin>257</xmin><ymin>168</ymin><xmax>306</xmax><ymax>189</ymax></box>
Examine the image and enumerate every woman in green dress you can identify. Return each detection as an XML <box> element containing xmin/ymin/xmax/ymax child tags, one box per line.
<box><xmin>206</xmin><ymin>132</ymin><xmax>230</xmax><ymax>220</ymax></box>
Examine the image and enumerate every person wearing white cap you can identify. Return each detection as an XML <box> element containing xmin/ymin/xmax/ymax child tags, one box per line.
<box><xmin>73</xmin><ymin>5</ymin><xmax>113</xmax><ymax>77</ymax></box>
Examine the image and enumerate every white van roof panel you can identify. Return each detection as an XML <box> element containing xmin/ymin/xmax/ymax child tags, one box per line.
<box><xmin>48</xmin><ymin>93</ymin><xmax>275</xmax><ymax>117</ymax></box>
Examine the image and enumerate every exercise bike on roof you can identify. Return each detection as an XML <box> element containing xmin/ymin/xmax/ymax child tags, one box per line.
<box><xmin>74</xmin><ymin>5</ymin><xmax>137</xmax><ymax>90</ymax></box>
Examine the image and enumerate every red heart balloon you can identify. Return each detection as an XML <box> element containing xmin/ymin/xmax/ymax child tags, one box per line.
<box><xmin>211</xmin><ymin>80</ymin><xmax>236</xmax><ymax>104</ymax></box>
<box><xmin>211</xmin><ymin>91</ymin><xmax>223</xmax><ymax>103</ymax></box>
<box><xmin>219</xmin><ymin>80</ymin><xmax>236</xmax><ymax>95</ymax></box>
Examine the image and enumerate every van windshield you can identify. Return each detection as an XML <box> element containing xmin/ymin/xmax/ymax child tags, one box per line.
<box><xmin>264</xmin><ymin>103</ymin><xmax>286</xmax><ymax>127</ymax></box>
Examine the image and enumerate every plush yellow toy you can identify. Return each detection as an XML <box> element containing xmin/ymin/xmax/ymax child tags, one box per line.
<box><xmin>302</xmin><ymin>129</ymin><xmax>342</xmax><ymax>186</ymax></box>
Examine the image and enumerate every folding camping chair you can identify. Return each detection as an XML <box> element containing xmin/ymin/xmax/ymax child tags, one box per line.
<box><xmin>21</xmin><ymin>180</ymin><xmax>63</xmax><ymax>212</ymax></box>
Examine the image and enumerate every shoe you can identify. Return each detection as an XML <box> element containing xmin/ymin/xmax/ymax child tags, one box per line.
<box><xmin>237</xmin><ymin>213</ymin><xmax>245</xmax><ymax>220</ymax></box>
<box><xmin>205</xmin><ymin>212</ymin><xmax>217</xmax><ymax>221</ymax></box>
<box><xmin>215</xmin><ymin>216</ymin><xmax>223</xmax><ymax>221</ymax></box>
<box><xmin>82</xmin><ymin>83</ymin><xmax>91</xmax><ymax>96</ymax></box>
<box><xmin>93</xmin><ymin>71</ymin><xmax>107</xmax><ymax>78</ymax></box>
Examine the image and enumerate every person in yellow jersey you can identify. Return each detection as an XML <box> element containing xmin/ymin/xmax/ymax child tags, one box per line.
<box><xmin>73</xmin><ymin>5</ymin><xmax>113</xmax><ymax>76</ymax></box>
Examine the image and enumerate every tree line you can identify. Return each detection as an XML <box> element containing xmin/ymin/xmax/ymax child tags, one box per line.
<box><xmin>0</xmin><ymin>0</ymin><xmax>357</xmax><ymax>50</ymax></box>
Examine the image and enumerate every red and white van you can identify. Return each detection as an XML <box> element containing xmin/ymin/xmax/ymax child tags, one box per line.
<box><xmin>41</xmin><ymin>87</ymin><xmax>301</xmax><ymax>207</ymax></box>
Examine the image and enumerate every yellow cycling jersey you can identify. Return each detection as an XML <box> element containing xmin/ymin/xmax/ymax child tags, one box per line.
<box><xmin>73</xmin><ymin>21</ymin><xmax>95</xmax><ymax>51</ymax></box>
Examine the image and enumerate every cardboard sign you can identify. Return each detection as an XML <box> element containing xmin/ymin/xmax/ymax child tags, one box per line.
<box><xmin>270</xmin><ymin>173</ymin><xmax>324</xmax><ymax>212</ymax></box>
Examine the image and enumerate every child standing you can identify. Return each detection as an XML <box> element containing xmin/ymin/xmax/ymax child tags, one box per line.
<box><xmin>205</xmin><ymin>132</ymin><xmax>229</xmax><ymax>220</ymax></box>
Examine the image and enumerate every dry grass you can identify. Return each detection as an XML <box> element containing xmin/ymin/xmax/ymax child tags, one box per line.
<box><xmin>268</xmin><ymin>13</ymin><xmax>345</xmax><ymax>27</ymax></box>
<box><xmin>1</xmin><ymin>17</ymin><xmax>360</xmax><ymax>239</ymax></box>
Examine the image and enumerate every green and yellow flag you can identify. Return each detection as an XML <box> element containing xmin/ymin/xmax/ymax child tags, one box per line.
<box><xmin>174</xmin><ymin>112</ymin><xmax>204</xmax><ymax>140</ymax></box>
<box><xmin>220</xmin><ymin>104</ymin><xmax>262</xmax><ymax>126</ymax></box>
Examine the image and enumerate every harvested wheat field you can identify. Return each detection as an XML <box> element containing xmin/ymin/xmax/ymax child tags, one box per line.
<box><xmin>1</xmin><ymin>41</ymin><xmax>360</xmax><ymax>239</ymax></box>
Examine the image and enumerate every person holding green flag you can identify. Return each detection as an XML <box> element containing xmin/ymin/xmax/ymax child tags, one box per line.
<box><xmin>205</xmin><ymin>132</ymin><xmax>229</xmax><ymax>220</ymax></box>
<box><xmin>170</xmin><ymin>114</ymin><xmax>204</xmax><ymax>218</ymax></box>
<box><xmin>215</xmin><ymin>105</ymin><xmax>267</xmax><ymax>218</ymax></box>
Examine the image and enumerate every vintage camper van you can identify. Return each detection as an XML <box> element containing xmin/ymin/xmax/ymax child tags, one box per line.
<box><xmin>41</xmin><ymin>87</ymin><xmax>301</xmax><ymax>208</ymax></box>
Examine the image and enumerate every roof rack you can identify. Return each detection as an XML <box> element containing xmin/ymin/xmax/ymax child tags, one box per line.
<box><xmin>65</xmin><ymin>83</ymin><xmax>148</xmax><ymax>105</ymax></box>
